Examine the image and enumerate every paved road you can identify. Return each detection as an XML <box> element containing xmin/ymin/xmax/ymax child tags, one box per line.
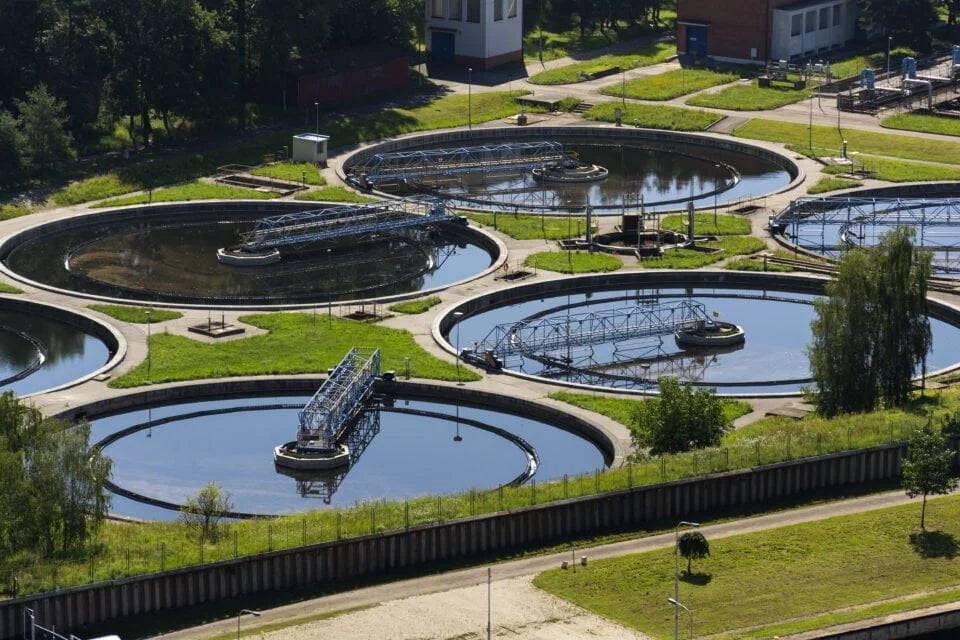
<box><xmin>157</xmin><ymin>488</ymin><xmax>956</xmax><ymax>640</ymax></box>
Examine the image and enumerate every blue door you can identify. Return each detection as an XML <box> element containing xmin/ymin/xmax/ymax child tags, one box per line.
<box><xmin>431</xmin><ymin>31</ymin><xmax>455</xmax><ymax>62</ymax></box>
<box><xmin>686</xmin><ymin>26</ymin><xmax>708</xmax><ymax>57</ymax></box>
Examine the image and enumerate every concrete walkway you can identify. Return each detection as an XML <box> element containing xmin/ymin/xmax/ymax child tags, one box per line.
<box><xmin>155</xmin><ymin>489</ymin><xmax>958</xmax><ymax>640</ymax></box>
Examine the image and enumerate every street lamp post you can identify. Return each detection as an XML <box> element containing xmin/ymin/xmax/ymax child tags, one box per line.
<box><xmin>713</xmin><ymin>164</ymin><xmax>721</xmax><ymax>227</ymax></box>
<box><xmin>486</xmin><ymin>566</ymin><xmax>492</xmax><ymax>640</ymax></box>
<box><xmin>237</xmin><ymin>609</ymin><xmax>260</xmax><ymax>640</ymax></box>
<box><xmin>145</xmin><ymin>309</ymin><xmax>151</xmax><ymax>381</ymax></box>
<box><xmin>887</xmin><ymin>36</ymin><xmax>893</xmax><ymax>80</ymax></box>
<box><xmin>453</xmin><ymin>311</ymin><xmax>464</xmax><ymax>385</ymax></box>
<box><xmin>314</xmin><ymin>102</ymin><xmax>319</xmax><ymax>135</ymax></box>
<box><xmin>468</xmin><ymin>68</ymin><xmax>473</xmax><ymax>130</ymax></box>
<box><xmin>667</xmin><ymin>598</ymin><xmax>694</xmax><ymax>640</ymax></box>
<box><xmin>327</xmin><ymin>248</ymin><xmax>333</xmax><ymax>328</ymax></box>
<box><xmin>674</xmin><ymin>521</ymin><xmax>700</xmax><ymax>640</ymax></box>
<box><xmin>621</xmin><ymin>68</ymin><xmax>626</xmax><ymax>106</ymax></box>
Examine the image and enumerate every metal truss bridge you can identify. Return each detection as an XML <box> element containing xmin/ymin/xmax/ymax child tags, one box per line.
<box><xmin>287</xmin><ymin>407</ymin><xmax>382</xmax><ymax>503</ymax></box>
<box><xmin>771</xmin><ymin>196</ymin><xmax>960</xmax><ymax>272</ymax></box>
<box><xmin>239</xmin><ymin>197</ymin><xmax>458</xmax><ymax>252</ymax></box>
<box><xmin>464</xmin><ymin>300</ymin><xmax>711</xmax><ymax>366</ymax></box>
<box><xmin>297</xmin><ymin>347</ymin><xmax>380</xmax><ymax>453</ymax></box>
<box><xmin>352</xmin><ymin>141</ymin><xmax>568</xmax><ymax>185</ymax></box>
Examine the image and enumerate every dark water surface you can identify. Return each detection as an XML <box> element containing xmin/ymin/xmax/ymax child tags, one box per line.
<box><xmin>379</xmin><ymin>141</ymin><xmax>792</xmax><ymax>212</ymax></box>
<box><xmin>453</xmin><ymin>287</ymin><xmax>960</xmax><ymax>394</ymax></box>
<box><xmin>5</xmin><ymin>216</ymin><xmax>493</xmax><ymax>305</ymax></box>
<box><xmin>91</xmin><ymin>395</ymin><xmax>606</xmax><ymax>519</ymax></box>
<box><xmin>0</xmin><ymin>310</ymin><xmax>110</xmax><ymax>395</ymax></box>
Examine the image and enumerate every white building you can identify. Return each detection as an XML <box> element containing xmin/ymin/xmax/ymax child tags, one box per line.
<box><xmin>771</xmin><ymin>0</ymin><xmax>857</xmax><ymax>61</ymax></box>
<box><xmin>425</xmin><ymin>0</ymin><xmax>523</xmax><ymax>69</ymax></box>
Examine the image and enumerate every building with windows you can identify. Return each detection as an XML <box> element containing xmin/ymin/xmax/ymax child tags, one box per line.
<box><xmin>425</xmin><ymin>0</ymin><xmax>522</xmax><ymax>69</ymax></box>
<box><xmin>677</xmin><ymin>0</ymin><xmax>857</xmax><ymax>64</ymax></box>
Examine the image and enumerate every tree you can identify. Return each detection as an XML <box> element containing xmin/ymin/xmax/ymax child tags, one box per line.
<box><xmin>0</xmin><ymin>110</ymin><xmax>24</xmax><ymax>179</ymax></box>
<box><xmin>678</xmin><ymin>531</ymin><xmax>710</xmax><ymax>574</ymax></box>
<box><xmin>808</xmin><ymin>227</ymin><xmax>931</xmax><ymax>416</ymax></box>
<box><xmin>0</xmin><ymin>392</ymin><xmax>111</xmax><ymax>557</ymax></box>
<box><xmin>180</xmin><ymin>483</ymin><xmax>233</xmax><ymax>542</ymax></box>
<box><xmin>902</xmin><ymin>426</ymin><xmax>958</xmax><ymax>530</ymax></box>
<box><xmin>631</xmin><ymin>377</ymin><xmax>729</xmax><ymax>455</ymax></box>
<box><xmin>860</xmin><ymin>0</ymin><xmax>938</xmax><ymax>51</ymax></box>
<box><xmin>15</xmin><ymin>84</ymin><xmax>74</xmax><ymax>172</ymax></box>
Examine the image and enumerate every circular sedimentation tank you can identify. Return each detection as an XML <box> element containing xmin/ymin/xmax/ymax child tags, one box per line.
<box><xmin>0</xmin><ymin>202</ymin><xmax>501</xmax><ymax>307</ymax></box>
<box><xmin>440</xmin><ymin>272</ymin><xmax>960</xmax><ymax>396</ymax></box>
<box><xmin>0</xmin><ymin>299</ymin><xmax>120</xmax><ymax>396</ymax></box>
<box><xmin>342</xmin><ymin>127</ymin><xmax>799</xmax><ymax>213</ymax></box>
<box><xmin>85</xmin><ymin>386</ymin><xmax>609</xmax><ymax>519</ymax></box>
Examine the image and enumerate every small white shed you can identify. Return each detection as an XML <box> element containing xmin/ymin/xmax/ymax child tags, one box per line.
<box><xmin>291</xmin><ymin>133</ymin><xmax>330</xmax><ymax>165</ymax></box>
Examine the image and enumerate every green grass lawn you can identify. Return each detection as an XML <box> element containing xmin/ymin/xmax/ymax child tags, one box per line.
<box><xmin>686</xmin><ymin>82</ymin><xmax>812</xmax><ymax>111</ymax></box>
<box><xmin>600</xmin><ymin>69</ymin><xmax>739</xmax><ymax>101</ymax></box>
<box><xmin>535</xmin><ymin>495</ymin><xmax>960</xmax><ymax>639</ymax></box>
<box><xmin>0</xmin><ymin>203</ymin><xmax>33</xmax><ymax>220</ymax></box>
<box><xmin>736</xmin><ymin>119</ymin><xmax>960</xmax><ymax>165</ymax></box>
<box><xmin>0</xmin><ymin>282</ymin><xmax>23</xmax><ymax>294</ymax></box>
<box><xmin>50</xmin><ymin>91</ymin><xmax>531</xmax><ymax>207</ymax></box>
<box><xmin>882</xmin><ymin>112</ymin><xmax>960</xmax><ymax>137</ymax></box>
<box><xmin>525</xmin><ymin>251</ymin><xmax>623</xmax><ymax>274</ymax></box>
<box><xmin>724</xmin><ymin>257</ymin><xmax>793</xmax><ymax>272</ymax></box>
<box><xmin>808</xmin><ymin>176</ymin><xmax>863</xmax><ymax>194</ymax></box>
<box><xmin>787</xmin><ymin>144</ymin><xmax>960</xmax><ymax>183</ymax></box>
<box><xmin>528</xmin><ymin>42</ymin><xmax>676</xmax><ymax>85</ymax></box>
<box><xmin>639</xmin><ymin>236</ymin><xmax>765</xmax><ymax>269</ymax></box>
<box><xmin>548</xmin><ymin>392</ymin><xmax>751</xmax><ymax>438</ymax></box>
<box><xmin>250</xmin><ymin>162</ymin><xmax>325</xmax><ymax>185</ymax></box>
<box><xmin>92</xmin><ymin>181</ymin><xmax>277</xmax><ymax>208</ymax></box>
<box><xmin>583</xmin><ymin>102</ymin><xmax>721</xmax><ymax>131</ymax></box>
<box><xmin>828</xmin><ymin>46</ymin><xmax>917</xmax><ymax>79</ymax></box>
<box><xmin>110</xmin><ymin>312</ymin><xmax>476</xmax><ymax>387</ymax></box>
<box><xmin>660</xmin><ymin>213</ymin><xmax>750</xmax><ymax>235</ymax></box>
<box><xmin>523</xmin><ymin>16</ymin><xmax>676</xmax><ymax>62</ymax></box>
<box><xmin>87</xmin><ymin>305</ymin><xmax>183</xmax><ymax>324</ymax></box>
<box><xmin>294</xmin><ymin>186</ymin><xmax>378</xmax><ymax>203</ymax></box>
<box><xmin>465</xmin><ymin>212</ymin><xmax>591</xmax><ymax>240</ymax></box>
<box><xmin>388</xmin><ymin>296</ymin><xmax>442</xmax><ymax>314</ymax></box>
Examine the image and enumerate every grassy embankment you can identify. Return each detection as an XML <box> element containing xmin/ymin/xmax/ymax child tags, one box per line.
<box><xmin>599</xmin><ymin>69</ymin><xmax>739</xmax><ymax>101</ymax></box>
<box><xmin>686</xmin><ymin>81</ymin><xmax>812</xmax><ymax>111</ymax></box>
<box><xmin>659</xmin><ymin>213</ymin><xmax>750</xmax><ymax>236</ymax></box>
<box><xmin>10</xmin><ymin>385</ymin><xmax>958</xmax><ymax>596</ymax></box>
<box><xmin>92</xmin><ymin>181</ymin><xmax>277</xmax><ymax>207</ymax></box>
<box><xmin>808</xmin><ymin>177</ymin><xmax>864</xmax><ymax>194</ymax></box>
<box><xmin>535</xmin><ymin>496</ymin><xmax>960</xmax><ymax>639</ymax></box>
<box><xmin>639</xmin><ymin>236</ymin><xmax>766</xmax><ymax>269</ymax></box>
<box><xmin>249</xmin><ymin>162</ymin><xmax>325</xmax><ymax>185</ymax></box>
<box><xmin>388</xmin><ymin>296</ymin><xmax>442</xmax><ymax>314</ymax></box>
<box><xmin>109</xmin><ymin>312</ymin><xmax>477</xmax><ymax>388</ymax></box>
<box><xmin>528</xmin><ymin>42</ymin><xmax>675</xmax><ymax>85</ymax></box>
<box><xmin>583</xmin><ymin>102</ymin><xmax>722</xmax><ymax>131</ymax></box>
<box><xmin>87</xmin><ymin>305</ymin><xmax>183</xmax><ymax>324</ymax></box>
<box><xmin>464</xmin><ymin>212</ymin><xmax>591</xmax><ymax>240</ymax></box>
<box><xmin>51</xmin><ymin>91</ymin><xmax>534</xmax><ymax>207</ymax></box>
<box><xmin>787</xmin><ymin>144</ymin><xmax>960</xmax><ymax>183</ymax></box>
<box><xmin>524</xmin><ymin>251</ymin><xmax>623</xmax><ymax>274</ymax></box>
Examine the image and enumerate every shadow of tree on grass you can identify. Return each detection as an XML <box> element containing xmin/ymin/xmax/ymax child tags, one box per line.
<box><xmin>680</xmin><ymin>572</ymin><xmax>713</xmax><ymax>586</ymax></box>
<box><xmin>910</xmin><ymin>530</ymin><xmax>959</xmax><ymax>559</ymax></box>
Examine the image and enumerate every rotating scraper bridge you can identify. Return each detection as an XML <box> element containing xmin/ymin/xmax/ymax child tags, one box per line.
<box><xmin>462</xmin><ymin>300</ymin><xmax>719</xmax><ymax>371</ymax></box>
<box><xmin>349</xmin><ymin>141</ymin><xmax>570</xmax><ymax>188</ymax></box>
<box><xmin>772</xmin><ymin>196</ymin><xmax>960</xmax><ymax>273</ymax></box>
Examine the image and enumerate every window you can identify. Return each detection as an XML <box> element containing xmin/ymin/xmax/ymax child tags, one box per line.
<box><xmin>833</xmin><ymin>4</ymin><xmax>841</xmax><ymax>26</ymax></box>
<box><xmin>432</xmin><ymin>0</ymin><xmax>444</xmax><ymax>18</ymax></box>
<box><xmin>494</xmin><ymin>0</ymin><xmax>502</xmax><ymax>20</ymax></box>
<box><xmin>508</xmin><ymin>0</ymin><xmax>517</xmax><ymax>18</ymax></box>
<box><xmin>819</xmin><ymin>7</ymin><xmax>829</xmax><ymax>29</ymax></box>
<box><xmin>450</xmin><ymin>0</ymin><xmax>462</xmax><ymax>20</ymax></box>
<box><xmin>791</xmin><ymin>14</ymin><xmax>803</xmax><ymax>36</ymax></box>
<box><xmin>805</xmin><ymin>10</ymin><xmax>816</xmax><ymax>33</ymax></box>
<box><xmin>467</xmin><ymin>0</ymin><xmax>480</xmax><ymax>22</ymax></box>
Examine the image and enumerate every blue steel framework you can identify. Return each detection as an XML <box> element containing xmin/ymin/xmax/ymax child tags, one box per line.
<box><xmin>240</xmin><ymin>197</ymin><xmax>456</xmax><ymax>252</ymax></box>
<box><xmin>297</xmin><ymin>347</ymin><xmax>381</xmax><ymax>454</ymax></box>
<box><xmin>351</xmin><ymin>141</ymin><xmax>568</xmax><ymax>185</ymax></box>
<box><xmin>292</xmin><ymin>408</ymin><xmax>382</xmax><ymax>503</ymax></box>
<box><xmin>465</xmin><ymin>300</ymin><xmax>712</xmax><ymax>365</ymax></box>
<box><xmin>772</xmin><ymin>196</ymin><xmax>960</xmax><ymax>273</ymax></box>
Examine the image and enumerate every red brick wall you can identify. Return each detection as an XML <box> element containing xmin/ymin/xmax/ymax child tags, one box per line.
<box><xmin>291</xmin><ymin>57</ymin><xmax>410</xmax><ymax>108</ymax></box>
<box><xmin>677</xmin><ymin>0</ymin><xmax>794</xmax><ymax>61</ymax></box>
